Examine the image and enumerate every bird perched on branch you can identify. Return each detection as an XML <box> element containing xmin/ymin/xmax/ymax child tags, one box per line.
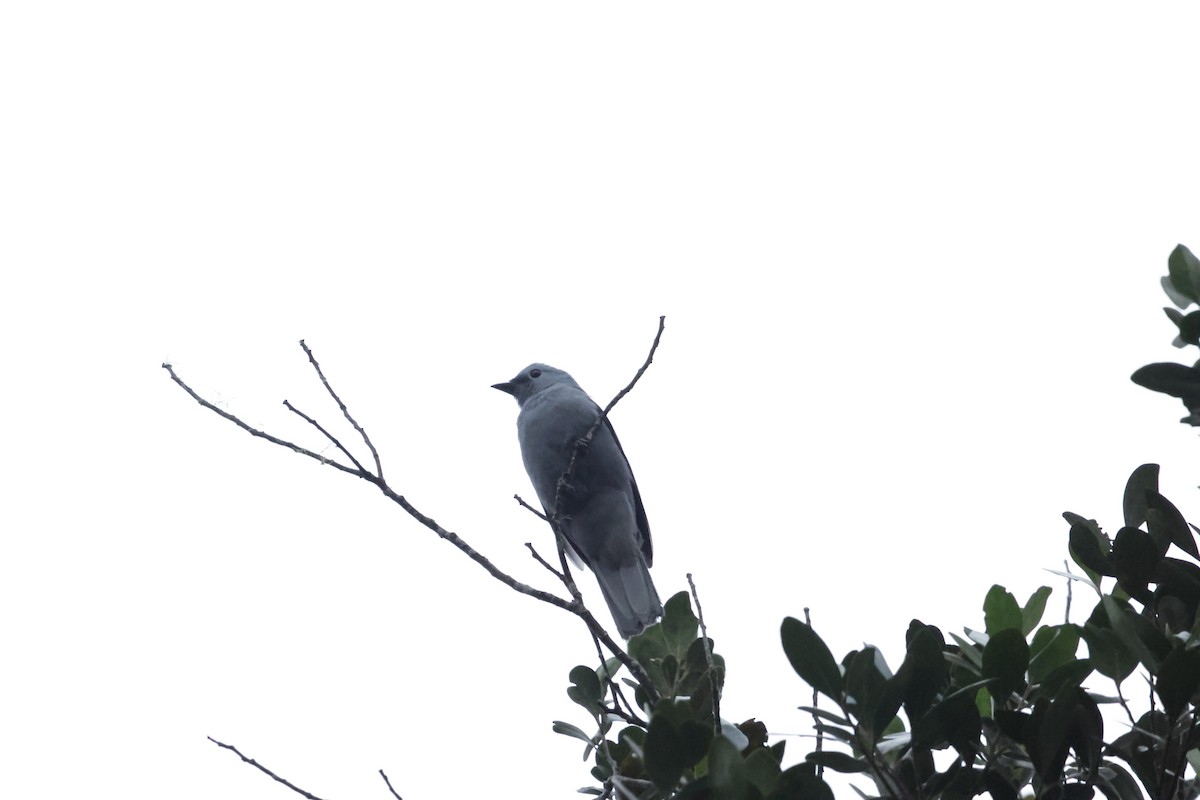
<box><xmin>493</xmin><ymin>364</ymin><xmax>663</xmax><ymax>638</ymax></box>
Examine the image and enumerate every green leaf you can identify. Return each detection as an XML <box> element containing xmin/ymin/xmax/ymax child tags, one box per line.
<box><xmin>1122</xmin><ymin>464</ymin><xmax>1159</xmax><ymax>529</ymax></box>
<box><xmin>1164</xmin><ymin>305</ymin><xmax>1187</xmax><ymax>339</ymax></box>
<box><xmin>1108</xmin><ymin>711</ymin><xmax>1170</xmax><ymax>792</ymax></box>
<box><xmin>982</xmin><ymin>628</ymin><xmax>1030</xmax><ymax>698</ymax></box>
<box><xmin>567</xmin><ymin>665</ymin><xmax>603</xmax><ymax>712</ymax></box>
<box><xmin>1044</xmin><ymin>567</ymin><xmax>1097</xmax><ymax>592</ymax></box>
<box><xmin>1095</xmin><ymin>760</ymin><xmax>1147</xmax><ymax>800</ymax></box>
<box><xmin>812</xmin><ymin>723</ymin><xmax>857</xmax><ymax>744</ymax></box>
<box><xmin>1028</xmin><ymin>624</ymin><xmax>1082</xmax><ymax>685</ymax></box>
<box><xmin>842</xmin><ymin>646</ymin><xmax>890</xmax><ymax>725</ymax></box>
<box><xmin>1021</xmin><ymin>587</ymin><xmax>1053</xmax><ymax>635</ymax></box>
<box><xmin>708</xmin><ymin>734</ymin><xmax>749</xmax><ymax>800</ymax></box>
<box><xmin>1072</xmin><ymin>689</ymin><xmax>1104</xmax><ymax>774</ymax></box>
<box><xmin>911</xmin><ymin>682</ymin><xmax>983</xmax><ymax>756</ymax></box>
<box><xmin>551</xmin><ymin>720</ymin><xmax>595</xmax><ymax>745</ymax></box>
<box><xmin>1156</xmin><ymin>557</ymin><xmax>1200</xmax><ymax>633</ymax></box>
<box><xmin>796</xmin><ymin>706</ymin><xmax>850</xmax><ymax>726</ymax></box>
<box><xmin>805</xmin><ymin>751</ymin><xmax>869</xmax><ymax>774</ymax></box>
<box><xmin>1081</xmin><ymin>622</ymin><xmax>1137</xmax><ymax>684</ymax></box>
<box><xmin>1147</xmin><ymin>491</ymin><xmax>1200</xmax><ymax>560</ymax></box>
<box><xmin>1066</xmin><ymin>516</ymin><xmax>1113</xmax><ymax>582</ymax></box>
<box><xmin>1154</xmin><ymin>646</ymin><xmax>1200</xmax><ymax>720</ymax></box>
<box><xmin>1102</xmin><ymin>595</ymin><xmax>1168</xmax><ymax>673</ymax></box>
<box><xmin>896</xmin><ymin>624</ymin><xmax>948</xmax><ymax>720</ymax></box>
<box><xmin>744</xmin><ymin>748</ymin><xmax>782</xmax><ymax>796</ymax></box>
<box><xmin>1163</xmin><ymin>273</ymin><xmax>1194</xmax><ymax>309</ymax></box>
<box><xmin>1112</xmin><ymin>527</ymin><xmax>1160</xmax><ymax>602</ymax></box>
<box><xmin>869</xmin><ymin>678</ymin><xmax>905</xmax><ymax>739</ymax></box>
<box><xmin>643</xmin><ymin>700</ymin><xmax>714</xmax><ymax>791</ymax></box>
<box><xmin>984</xmin><ymin>585</ymin><xmax>1023</xmax><ymax>635</ymax></box>
<box><xmin>1175</xmin><ymin>310</ymin><xmax>1200</xmax><ymax>346</ymax></box>
<box><xmin>769</xmin><ymin>766</ymin><xmax>834</xmax><ymax>800</ymax></box>
<box><xmin>1039</xmin><ymin>659</ymin><xmax>1094</xmax><ymax>699</ymax></box>
<box><xmin>1168</xmin><ymin>244</ymin><xmax>1200</xmax><ymax>305</ymax></box>
<box><xmin>949</xmin><ymin>632</ymin><xmax>984</xmax><ymax>669</ymax></box>
<box><xmin>974</xmin><ymin>685</ymin><xmax>992</xmax><ymax>718</ymax></box>
<box><xmin>1028</xmin><ymin>692</ymin><xmax>1075</xmax><ymax>781</ymax></box>
<box><xmin>780</xmin><ymin>617</ymin><xmax>843</xmax><ymax>701</ymax></box>
<box><xmin>662</xmin><ymin>591</ymin><xmax>700</xmax><ymax>653</ymax></box>
<box><xmin>597</xmin><ymin>656</ymin><xmax>623</xmax><ymax>684</ymax></box>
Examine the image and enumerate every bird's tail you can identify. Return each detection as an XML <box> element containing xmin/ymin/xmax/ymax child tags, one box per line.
<box><xmin>592</xmin><ymin>558</ymin><xmax>663</xmax><ymax>639</ymax></box>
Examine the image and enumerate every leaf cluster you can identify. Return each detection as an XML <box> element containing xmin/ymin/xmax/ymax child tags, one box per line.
<box><xmin>556</xmin><ymin>593</ymin><xmax>808</xmax><ymax>799</ymax></box>
<box><xmin>781</xmin><ymin>464</ymin><xmax>1200</xmax><ymax>800</ymax></box>
<box><xmin>1132</xmin><ymin>244</ymin><xmax>1200</xmax><ymax>424</ymax></box>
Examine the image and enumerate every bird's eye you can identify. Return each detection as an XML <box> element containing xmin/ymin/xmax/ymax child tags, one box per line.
<box><xmin>530</xmin><ymin>368</ymin><xmax>542</xmax><ymax>378</ymax></box>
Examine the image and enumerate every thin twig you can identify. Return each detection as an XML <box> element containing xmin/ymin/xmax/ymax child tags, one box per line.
<box><xmin>583</xmin><ymin>623</ymin><xmax>644</xmax><ymax>725</ymax></box>
<box><xmin>607</xmin><ymin>682</ymin><xmax>645</xmax><ymax>726</ymax></box>
<box><xmin>804</xmin><ymin>607</ymin><xmax>823</xmax><ymax>780</ymax></box>
<box><xmin>598</xmin><ymin>317</ymin><xmax>667</xmax><ymax>420</ymax></box>
<box><xmin>551</xmin><ymin>316</ymin><xmax>666</xmax><ymax>528</ymax></box>
<box><xmin>284</xmin><ymin>399</ymin><xmax>367</xmax><ymax>473</ymax></box>
<box><xmin>514</xmin><ymin>494</ymin><xmax>548</xmax><ymax>521</ymax></box>
<box><xmin>378</xmin><ymin>769</ymin><xmax>403</xmax><ymax>800</ymax></box>
<box><xmin>208</xmin><ymin>737</ymin><xmax>330</xmax><ymax>800</ymax></box>
<box><xmin>687</xmin><ymin>573</ymin><xmax>720</xmax><ymax>734</ymax></box>
<box><xmin>526</xmin><ymin>542</ymin><xmax>564</xmax><ymax>580</ymax></box>
<box><xmin>299</xmin><ymin>339</ymin><xmax>384</xmax><ymax>480</ymax></box>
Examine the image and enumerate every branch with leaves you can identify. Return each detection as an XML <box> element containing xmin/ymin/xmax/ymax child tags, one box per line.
<box><xmin>164</xmin><ymin>325</ymin><xmax>665</xmax><ymax>692</ymax></box>
<box><xmin>167</xmin><ymin>321</ymin><xmax>687</xmax><ymax>796</ymax></box>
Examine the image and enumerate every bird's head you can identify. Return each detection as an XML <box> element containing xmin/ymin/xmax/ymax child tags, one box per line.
<box><xmin>492</xmin><ymin>363</ymin><xmax>579</xmax><ymax>407</ymax></box>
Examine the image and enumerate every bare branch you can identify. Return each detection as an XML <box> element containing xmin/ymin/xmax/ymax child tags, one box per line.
<box><xmin>284</xmin><ymin>399</ymin><xmax>367</xmax><ymax>473</ymax></box>
<box><xmin>165</xmin><ymin>322</ymin><xmax>669</xmax><ymax>703</ymax></box>
<box><xmin>514</xmin><ymin>494</ymin><xmax>548</xmax><ymax>521</ymax></box>
<box><xmin>526</xmin><ymin>542</ymin><xmax>565</xmax><ymax>580</ymax></box>
<box><xmin>598</xmin><ymin>316</ymin><xmax>667</xmax><ymax>420</ymax></box>
<box><xmin>162</xmin><ymin>363</ymin><xmax>360</xmax><ymax>477</ymax></box>
<box><xmin>208</xmin><ymin>737</ymin><xmax>330</xmax><ymax>800</ymax></box>
<box><xmin>300</xmin><ymin>339</ymin><xmax>385</xmax><ymax>480</ymax></box>
<box><xmin>369</xmin><ymin>480</ymin><xmax>577</xmax><ymax>611</ymax></box>
<box><xmin>164</xmin><ymin>362</ymin><xmax>566</xmax><ymax>602</ymax></box>
<box><xmin>378</xmin><ymin>769</ymin><xmax>404</xmax><ymax>800</ymax></box>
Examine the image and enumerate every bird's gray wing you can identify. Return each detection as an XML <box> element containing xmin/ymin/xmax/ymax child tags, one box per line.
<box><xmin>602</xmin><ymin>416</ymin><xmax>653</xmax><ymax>566</ymax></box>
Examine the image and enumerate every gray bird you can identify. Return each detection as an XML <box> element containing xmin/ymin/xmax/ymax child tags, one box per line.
<box><xmin>493</xmin><ymin>364</ymin><xmax>663</xmax><ymax>638</ymax></box>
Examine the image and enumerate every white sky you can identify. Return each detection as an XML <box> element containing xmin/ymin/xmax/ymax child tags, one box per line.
<box><xmin>5</xmin><ymin>3</ymin><xmax>1200</xmax><ymax>798</ymax></box>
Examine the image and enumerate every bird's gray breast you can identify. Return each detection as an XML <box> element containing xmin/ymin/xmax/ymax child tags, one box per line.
<box><xmin>516</xmin><ymin>385</ymin><xmax>630</xmax><ymax>515</ymax></box>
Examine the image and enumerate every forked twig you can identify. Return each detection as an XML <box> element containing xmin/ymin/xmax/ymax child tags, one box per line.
<box><xmin>300</xmin><ymin>339</ymin><xmax>384</xmax><ymax>480</ymax></box>
<box><xmin>283</xmin><ymin>399</ymin><xmax>366</xmax><ymax>473</ymax></box>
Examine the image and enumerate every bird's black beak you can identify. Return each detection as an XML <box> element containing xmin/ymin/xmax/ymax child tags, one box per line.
<box><xmin>492</xmin><ymin>381</ymin><xmax>515</xmax><ymax>395</ymax></box>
